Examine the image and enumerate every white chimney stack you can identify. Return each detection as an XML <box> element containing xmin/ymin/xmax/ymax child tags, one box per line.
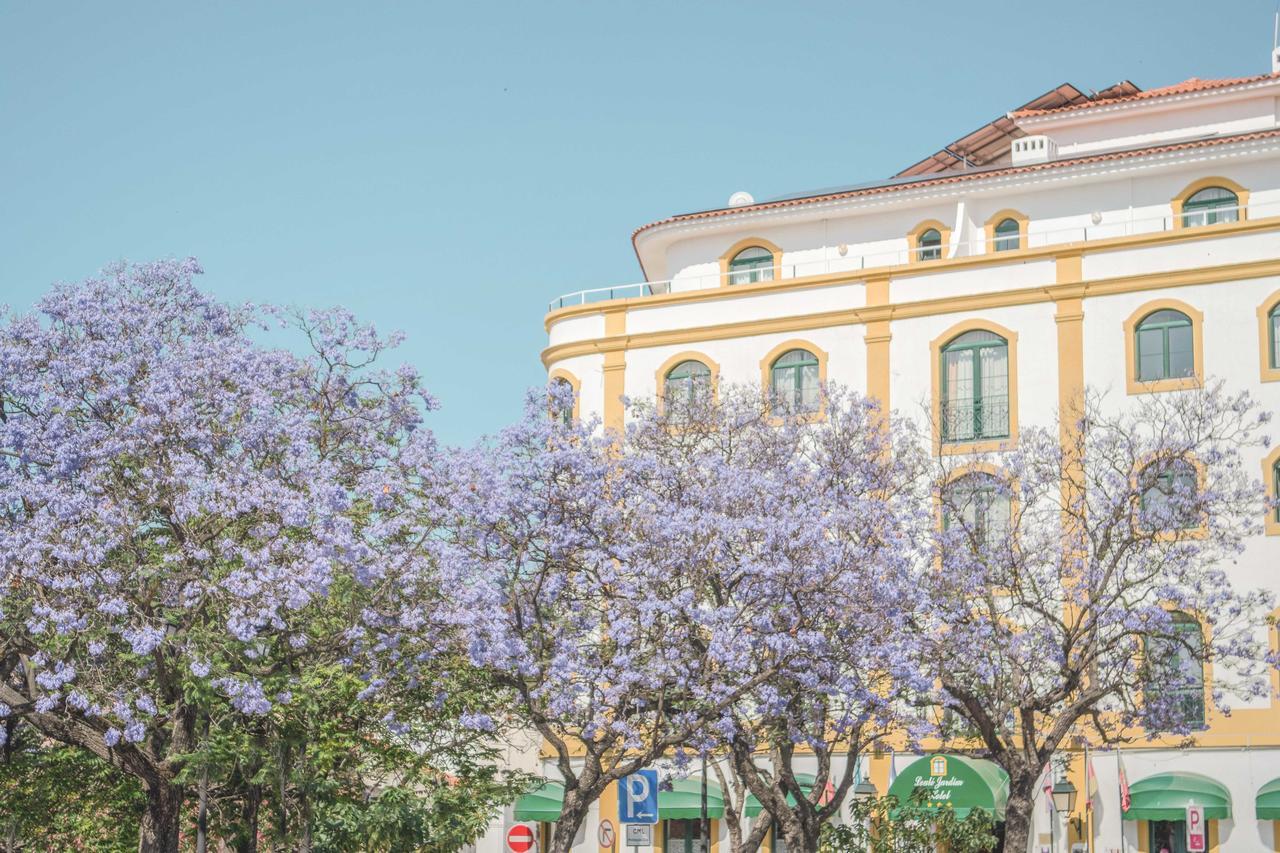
<box><xmin>1273</xmin><ymin>13</ymin><xmax>1280</xmax><ymax>74</ymax></box>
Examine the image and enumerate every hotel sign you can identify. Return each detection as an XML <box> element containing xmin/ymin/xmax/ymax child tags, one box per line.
<box><xmin>908</xmin><ymin>756</ymin><xmax>970</xmax><ymax>807</ymax></box>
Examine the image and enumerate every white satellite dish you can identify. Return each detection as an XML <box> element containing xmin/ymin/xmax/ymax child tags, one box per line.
<box><xmin>728</xmin><ymin>191</ymin><xmax>755</xmax><ymax>208</ymax></box>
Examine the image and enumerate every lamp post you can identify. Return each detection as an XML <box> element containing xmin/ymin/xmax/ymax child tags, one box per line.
<box><xmin>701</xmin><ymin>754</ymin><xmax>709</xmax><ymax>853</ymax></box>
<box><xmin>1051</xmin><ymin>778</ymin><xmax>1078</xmax><ymax>853</ymax></box>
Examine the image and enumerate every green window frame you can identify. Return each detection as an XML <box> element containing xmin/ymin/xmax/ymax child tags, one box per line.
<box><xmin>1145</xmin><ymin>611</ymin><xmax>1206</xmax><ymax>731</ymax></box>
<box><xmin>549</xmin><ymin>377</ymin><xmax>575</xmax><ymax>427</ymax></box>
<box><xmin>769</xmin><ymin>349</ymin><xmax>820</xmax><ymax>414</ymax></box>
<box><xmin>1273</xmin><ymin>459</ymin><xmax>1280</xmax><ymax>524</ymax></box>
<box><xmin>1140</xmin><ymin>458</ymin><xmax>1199</xmax><ymax>531</ymax></box>
<box><xmin>916</xmin><ymin>228</ymin><xmax>942</xmax><ymax>261</ymax></box>
<box><xmin>940</xmin><ymin>331</ymin><xmax>1009</xmax><ymax>443</ymax></box>
<box><xmin>728</xmin><ymin>246</ymin><xmax>774</xmax><ymax>285</ymax></box>
<box><xmin>942</xmin><ymin>472</ymin><xmax>1012</xmax><ymax>549</ymax></box>
<box><xmin>993</xmin><ymin>217</ymin><xmax>1020</xmax><ymax>252</ymax></box>
<box><xmin>1181</xmin><ymin>186</ymin><xmax>1239</xmax><ymax>228</ymax></box>
<box><xmin>664</xmin><ymin>360</ymin><xmax>712</xmax><ymax>410</ymax></box>
<box><xmin>1135</xmin><ymin>309</ymin><xmax>1194</xmax><ymax>382</ymax></box>
<box><xmin>1270</xmin><ymin>305</ymin><xmax>1280</xmax><ymax>370</ymax></box>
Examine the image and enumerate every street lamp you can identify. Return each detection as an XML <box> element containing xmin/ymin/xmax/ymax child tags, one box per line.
<box><xmin>854</xmin><ymin>779</ymin><xmax>879</xmax><ymax>800</ymax></box>
<box><xmin>1051</xmin><ymin>778</ymin><xmax>1078</xmax><ymax>814</ymax></box>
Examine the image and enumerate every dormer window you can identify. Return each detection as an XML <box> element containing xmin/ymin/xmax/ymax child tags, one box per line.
<box><xmin>728</xmin><ymin>246</ymin><xmax>775</xmax><ymax>285</ymax></box>
<box><xmin>993</xmin><ymin>218</ymin><xmax>1021</xmax><ymax>251</ymax></box>
<box><xmin>917</xmin><ymin>228</ymin><xmax>942</xmax><ymax>261</ymax></box>
<box><xmin>1181</xmin><ymin>186</ymin><xmax>1239</xmax><ymax>227</ymax></box>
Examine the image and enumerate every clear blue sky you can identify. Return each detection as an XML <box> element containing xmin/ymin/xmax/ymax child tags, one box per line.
<box><xmin>3</xmin><ymin>1</ymin><xmax>1277</xmax><ymax>444</ymax></box>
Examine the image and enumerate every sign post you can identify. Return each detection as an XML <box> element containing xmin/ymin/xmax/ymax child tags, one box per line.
<box><xmin>619</xmin><ymin>769</ymin><xmax>659</xmax><ymax>852</ymax></box>
<box><xmin>1185</xmin><ymin>804</ymin><xmax>1205</xmax><ymax>852</ymax></box>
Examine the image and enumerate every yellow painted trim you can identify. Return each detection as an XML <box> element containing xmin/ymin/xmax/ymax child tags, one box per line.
<box><xmin>864</xmin><ymin>276</ymin><xmax>892</xmax><ymax>413</ymax></box>
<box><xmin>548</xmin><ymin>368</ymin><xmax>582</xmax><ymax>422</ymax></box>
<box><xmin>654</xmin><ymin>350</ymin><xmax>721</xmax><ymax>415</ymax></box>
<box><xmin>983</xmin><ymin>208</ymin><xmax>1030</xmax><ymax>254</ymax></box>
<box><xmin>1055</xmin><ymin>253</ymin><xmax>1087</xmax><ymax>528</ymax></box>
<box><xmin>545</xmin><ymin>214</ymin><xmax>1280</xmax><ymax>331</ymax></box>
<box><xmin>603</xmin><ymin>309</ymin><xmax>627</xmax><ymax>432</ymax></box>
<box><xmin>1263</xmin><ymin>446</ymin><xmax>1280</xmax><ymax>537</ymax></box>
<box><xmin>908</xmin><ymin>219</ymin><xmax>951</xmax><ymax>264</ymax></box>
<box><xmin>1122</xmin><ymin>298</ymin><xmax>1205</xmax><ymax>396</ymax></box>
<box><xmin>710</xmin><ymin>818</ymin><xmax>719</xmax><ymax>853</ymax></box>
<box><xmin>759</xmin><ymin>339</ymin><xmax>829</xmax><ymax>422</ymax></box>
<box><xmin>1208</xmin><ymin>818</ymin><xmax>1219</xmax><ymax>853</ymax></box>
<box><xmin>719</xmin><ymin>237</ymin><xmax>783</xmax><ymax>287</ymax></box>
<box><xmin>929</xmin><ymin>319</ymin><xmax>1019</xmax><ymax>455</ymax></box>
<box><xmin>600</xmin><ymin>782</ymin><xmax>619</xmax><ymax>853</ymax></box>
<box><xmin>1257</xmin><ymin>288</ymin><xmax>1280</xmax><ymax>383</ymax></box>
<box><xmin>1137</xmin><ymin>820</ymin><xmax>1149</xmax><ymax>853</ymax></box>
<box><xmin>1171</xmin><ymin>176</ymin><xmax>1250</xmax><ymax>230</ymax></box>
<box><xmin>542</xmin><ymin>256</ymin><xmax>1280</xmax><ymax>367</ymax></box>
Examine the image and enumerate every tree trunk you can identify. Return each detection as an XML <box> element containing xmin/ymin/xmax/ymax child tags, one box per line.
<box><xmin>195</xmin><ymin>765</ymin><xmax>209</xmax><ymax>853</ymax></box>
<box><xmin>1001</xmin><ymin>779</ymin><xmax>1035</xmax><ymax>853</ymax></box>
<box><xmin>778</xmin><ymin>816</ymin><xmax>820</xmax><ymax>853</ymax></box>
<box><xmin>549</xmin><ymin>785</ymin><xmax>595</xmax><ymax>853</ymax></box>
<box><xmin>237</xmin><ymin>784</ymin><xmax>261</xmax><ymax>853</ymax></box>
<box><xmin>138</xmin><ymin>782</ymin><xmax>183</xmax><ymax>853</ymax></box>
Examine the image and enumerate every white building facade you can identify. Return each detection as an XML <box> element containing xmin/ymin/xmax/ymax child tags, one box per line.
<box><xmin>519</xmin><ymin>70</ymin><xmax>1280</xmax><ymax>853</ymax></box>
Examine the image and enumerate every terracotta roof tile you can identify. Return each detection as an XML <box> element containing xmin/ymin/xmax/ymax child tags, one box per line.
<box><xmin>631</xmin><ymin>127</ymin><xmax>1280</xmax><ymax>244</ymax></box>
<box><xmin>1011</xmin><ymin>72</ymin><xmax>1280</xmax><ymax>117</ymax></box>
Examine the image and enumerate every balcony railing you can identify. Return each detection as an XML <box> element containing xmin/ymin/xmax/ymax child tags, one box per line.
<box><xmin>547</xmin><ymin>201</ymin><xmax>1277</xmax><ymax>312</ymax></box>
<box><xmin>941</xmin><ymin>395</ymin><xmax>1010</xmax><ymax>444</ymax></box>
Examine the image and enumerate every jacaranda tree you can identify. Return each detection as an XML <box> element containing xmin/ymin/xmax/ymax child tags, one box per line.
<box><xmin>627</xmin><ymin>386</ymin><xmax>933</xmax><ymax>853</ymax></box>
<box><xmin>406</xmin><ymin>385</ymin><xmax>832</xmax><ymax>853</ymax></box>
<box><xmin>0</xmin><ymin>260</ymin><xmax>456</xmax><ymax>851</ymax></box>
<box><xmin>924</xmin><ymin>383</ymin><xmax>1274</xmax><ymax>853</ymax></box>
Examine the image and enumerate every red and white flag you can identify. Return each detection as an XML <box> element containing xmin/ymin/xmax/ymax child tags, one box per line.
<box><xmin>1117</xmin><ymin>750</ymin><xmax>1131</xmax><ymax>814</ymax></box>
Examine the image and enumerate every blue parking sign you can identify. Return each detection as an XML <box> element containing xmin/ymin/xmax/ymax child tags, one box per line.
<box><xmin>619</xmin><ymin>769</ymin><xmax>658</xmax><ymax>824</ymax></box>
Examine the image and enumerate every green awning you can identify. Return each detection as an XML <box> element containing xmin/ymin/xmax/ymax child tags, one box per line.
<box><xmin>1122</xmin><ymin>772</ymin><xmax>1231</xmax><ymax>822</ymax></box>
<box><xmin>660</xmin><ymin>777</ymin><xmax>725</xmax><ymax>819</ymax></box>
<box><xmin>514</xmin><ymin>780</ymin><xmax>564</xmax><ymax>822</ymax></box>
<box><xmin>1258</xmin><ymin>778</ymin><xmax>1280</xmax><ymax>820</ymax></box>
<box><xmin>743</xmin><ymin>773</ymin><xmax>832</xmax><ymax>818</ymax></box>
<box><xmin>886</xmin><ymin>754</ymin><xmax>1010</xmax><ymax>821</ymax></box>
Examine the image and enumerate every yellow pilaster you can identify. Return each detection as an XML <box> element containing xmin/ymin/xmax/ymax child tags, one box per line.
<box><xmin>603</xmin><ymin>308</ymin><xmax>627</xmax><ymax>432</ymax></box>
<box><xmin>599</xmin><ymin>781</ymin><xmax>619</xmax><ymax>853</ymax></box>
<box><xmin>864</xmin><ymin>276</ymin><xmax>892</xmax><ymax>413</ymax></box>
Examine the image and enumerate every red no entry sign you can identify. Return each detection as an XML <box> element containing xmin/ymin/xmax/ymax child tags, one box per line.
<box><xmin>507</xmin><ymin>823</ymin><xmax>537</xmax><ymax>853</ymax></box>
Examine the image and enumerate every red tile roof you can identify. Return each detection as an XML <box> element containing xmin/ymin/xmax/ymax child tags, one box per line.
<box><xmin>631</xmin><ymin>127</ymin><xmax>1280</xmax><ymax>244</ymax></box>
<box><xmin>1011</xmin><ymin>72</ymin><xmax>1280</xmax><ymax>117</ymax></box>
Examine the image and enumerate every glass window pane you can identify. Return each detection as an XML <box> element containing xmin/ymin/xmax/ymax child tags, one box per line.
<box><xmin>993</xmin><ymin>218</ymin><xmax>1020</xmax><ymax>251</ymax></box>
<box><xmin>772</xmin><ymin>367</ymin><xmax>796</xmax><ymax>411</ymax></box>
<box><xmin>800</xmin><ymin>363</ymin><xmax>820</xmax><ymax>412</ymax></box>
<box><xmin>1166</xmin><ymin>325</ymin><xmax>1194</xmax><ymax>378</ymax></box>
<box><xmin>1137</xmin><ymin>327</ymin><xmax>1166</xmax><ymax>380</ymax></box>
<box><xmin>1270</xmin><ymin>310</ymin><xmax>1280</xmax><ymax>369</ymax></box>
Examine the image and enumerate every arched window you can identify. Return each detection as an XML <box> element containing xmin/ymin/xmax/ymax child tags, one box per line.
<box><xmin>1135</xmin><ymin>309</ymin><xmax>1194</xmax><ymax>383</ymax></box>
<box><xmin>992</xmin><ymin>217</ymin><xmax>1021</xmax><ymax>252</ymax></box>
<box><xmin>728</xmin><ymin>246</ymin><xmax>774</xmax><ymax>285</ymax></box>
<box><xmin>916</xmin><ymin>228</ymin><xmax>942</xmax><ymax>261</ymax></box>
<box><xmin>940</xmin><ymin>331</ymin><xmax>1009</xmax><ymax>443</ymax></box>
<box><xmin>1269</xmin><ymin>304</ymin><xmax>1280</xmax><ymax>370</ymax></box>
<box><xmin>549</xmin><ymin>377</ymin><xmax>575</xmax><ymax>427</ymax></box>
<box><xmin>1273</xmin><ymin>458</ymin><xmax>1280</xmax><ymax>524</ymax></box>
<box><xmin>769</xmin><ymin>349</ymin><xmax>820</xmax><ymax>414</ymax></box>
<box><xmin>942</xmin><ymin>472</ymin><xmax>1012</xmax><ymax>549</ymax></box>
<box><xmin>1181</xmin><ymin>186</ymin><xmax>1239</xmax><ymax>227</ymax></box>
<box><xmin>1147</xmin><ymin>612</ymin><xmax>1206</xmax><ymax>730</ymax></box>
<box><xmin>1139</xmin><ymin>457</ymin><xmax>1199</xmax><ymax>531</ymax></box>
<box><xmin>663</xmin><ymin>359</ymin><xmax>712</xmax><ymax>409</ymax></box>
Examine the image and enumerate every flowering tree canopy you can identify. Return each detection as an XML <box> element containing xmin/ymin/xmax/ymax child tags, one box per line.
<box><xmin>628</xmin><ymin>387</ymin><xmax>932</xmax><ymax>853</ymax></box>
<box><xmin>925</xmin><ymin>384</ymin><xmax>1274</xmax><ymax>853</ymax></box>
<box><xmin>0</xmin><ymin>260</ymin><xmax>446</xmax><ymax>851</ymax></box>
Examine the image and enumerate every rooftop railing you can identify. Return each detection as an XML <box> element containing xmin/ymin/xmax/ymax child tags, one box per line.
<box><xmin>547</xmin><ymin>201</ymin><xmax>1276</xmax><ymax>312</ymax></box>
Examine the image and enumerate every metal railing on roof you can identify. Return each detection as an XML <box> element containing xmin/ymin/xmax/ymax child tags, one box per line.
<box><xmin>547</xmin><ymin>201</ymin><xmax>1275</xmax><ymax>312</ymax></box>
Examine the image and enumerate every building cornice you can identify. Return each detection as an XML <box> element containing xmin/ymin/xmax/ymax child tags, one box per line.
<box><xmin>628</xmin><ymin>128</ymin><xmax>1280</xmax><ymax>278</ymax></box>
<box><xmin>543</xmin><ymin>249</ymin><xmax>1280</xmax><ymax>367</ymax></box>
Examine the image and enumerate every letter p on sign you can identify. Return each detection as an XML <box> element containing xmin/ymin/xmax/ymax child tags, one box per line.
<box><xmin>1185</xmin><ymin>805</ymin><xmax>1205</xmax><ymax>852</ymax></box>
